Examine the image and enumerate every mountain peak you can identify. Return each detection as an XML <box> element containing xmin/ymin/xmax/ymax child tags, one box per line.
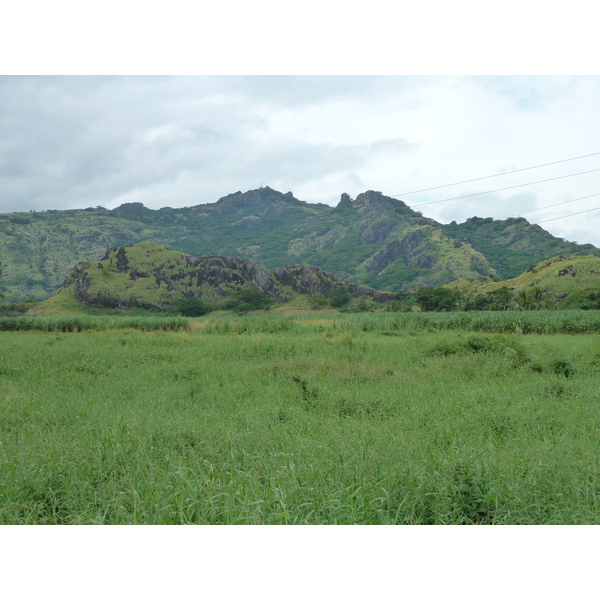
<box><xmin>112</xmin><ymin>202</ymin><xmax>152</xmax><ymax>213</ymax></box>
<box><xmin>214</xmin><ymin>186</ymin><xmax>304</xmax><ymax>213</ymax></box>
<box><xmin>336</xmin><ymin>193</ymin><xmax>353</xmax><ymax>209</ymax></box>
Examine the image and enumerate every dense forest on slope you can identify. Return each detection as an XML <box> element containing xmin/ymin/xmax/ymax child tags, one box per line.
<box><xmin>1</xmin><ymin>187</ymin><xmax>598</xmax><ymax>303</ymax></box>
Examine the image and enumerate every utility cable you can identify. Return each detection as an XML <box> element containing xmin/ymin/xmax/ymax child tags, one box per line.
<box><xmin>405</xmin><ymin>168</ymin><xmax>600</xmax><ymax>208</ymax></box>
<box><xmin>391</xmin><ymin>150</ymin><xmax>600</xmax><ymax>198</ymax></box>
<box><xmin>502</xmin><ymin>192</ymin><xmax>600</xmax><ymax>219</ymax></box>
<box><xmin>534</xmin><ymin>205</ymin><xmax>600</xmax><ymax>225</ymax></box>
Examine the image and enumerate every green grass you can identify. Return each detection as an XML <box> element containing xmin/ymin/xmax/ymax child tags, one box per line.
<box><xmin>199</xmin><ymin>310</ymin><xmax>600</xmax><ymax>335</ymax></box>
<box><xmin>0</xmin><ymin>315</ymin><xmax>190</xmax><ymax>332</ymax></box>
<box><xmin>4</xmin><ymin>309</ymin><xmax>600</xmax><ymax>334</ymax></box>
<box><xmin>1</xmin><ymin>314</ymin><xmax>600</xmax><ymax>524</ymax></box>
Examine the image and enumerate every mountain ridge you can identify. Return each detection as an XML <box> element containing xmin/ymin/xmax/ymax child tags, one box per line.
<box><xmin>1</xmin><ymin>186</ymin><xmax>598</xmax><ymax>303</ymax></box>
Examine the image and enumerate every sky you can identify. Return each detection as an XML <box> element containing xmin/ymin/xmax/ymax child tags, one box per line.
<box><xmin>1</xmin><ymin>74</ymin><xmax>600</xmax><ymax>247</ymax></box>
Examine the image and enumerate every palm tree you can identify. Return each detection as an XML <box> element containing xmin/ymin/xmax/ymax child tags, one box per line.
<box><xmin>515</xmin><ymin>289</ymin><xmax>532</xmax><ymax>310</ymax></box>
<box><xmin>491</xmin><ymin>287</ymin><xmax>512</xmax><ymax>311</ymax></box>
<box><xmin>515</xmin><ymin>286</ymin><xmax>550</xmax><ymax>310</ymax></box>
<box><xmin>530</xmin><ymin>286</ymin><xmax>551</xmax><ymax>309</ymax></box>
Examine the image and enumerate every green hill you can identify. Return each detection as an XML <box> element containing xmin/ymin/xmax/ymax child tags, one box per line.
<box><xmin>453</xmin><ymin>255</ymin><xmax>600</xmax><ymax>310</ymax></box>
<box><xmin>1</xmin><ymin>186</ymin><xmax>598</xmax><ymax>303</ymax></box>
<box><xmin>442</xmin><ymin>216</ymin><xmax>600</xmax><ymax>280</ymax></box>
<box><xmin>32</xmin><ymin>242</ymin><xmax>394</xmax><ymax>314</ymax></box>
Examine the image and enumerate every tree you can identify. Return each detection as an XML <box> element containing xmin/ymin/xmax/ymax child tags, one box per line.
<box><xmin>224</xmin><ymin>287</ymin><xmax>273</xmax><ymax>312</ymax></box>
<box><xmin>515</xmin><ymin>289</ymin><xmax>532</xmax><ymax>310</ymax></box>
<box><xmin>464</xmin><ymin>293</ymin><xmax>493</xmax><ymax>311</ymax></box>
<box><xmin>329</xmin><ymin>285</ymin><xmax>351</xmax><ymax>308</ymax></box>
<box><xmin>308</xmin><ymin>293</ymin><xmax>327</xmax><ymax>309</ymax></box>
<box><xmin>354</xmin><ymin>297</ymin><xmax>374</xmax><ymax>312</ymax></box>
<box><xmin>464</xmin><ymin>287</ymin><xmax>516</xmax><ymax>311</ymax></box>
<box><xmin>529</xmin><ymin>286</ymin><xmax>551</xmax><ymax>309</ymax></box>
<box><xmin>175</xmin><ymin>298</ymin><xmax>210</xmax><ymax>316</ymax></box>
<box><xmin>513</xmin><ymin>287</ymin><xmax>550</xmax><ymax>311</ymax></box>
<box><xmin>415</xmin><ymin>286</ymin><xmax>459</xmax><ymax>312</ymax></box>
<box><xmin>560</xmin><ymin>288</ymin><xmax>600</xmax><ymax>310</ymax></box>
<box><xmin>383</xmin><ymin>300</ymin><xmax>409</xmax><ymax>312</ymax></box>
<box><xmin>490</xmin><ymin>287</ymin><xmax>513</xmax><ymax>311</ymax></box>
<box><xmin>0</xmin><ymin>263</ymin><xmax>4</xmax><ymax>299</ymax></box>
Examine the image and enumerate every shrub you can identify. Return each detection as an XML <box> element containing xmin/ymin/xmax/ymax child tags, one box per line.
<box><xmin>415</xmin><ymin>286</ymin><xmax>459</xmax><ymax>312</ymax></box>
<box><xmin>425</xmin><ymin>334</ymin><xmax>512</xmax><ymax>358</ymax></box>
<box><xmin>560</xmin><ymin>289</ymin><xmax>600</xmax><ymax>310</ymax></box>
<box><xmin>221</xmin><ymin>287</ymin><xmax>274</xmax><ymax>314</ymax></box>
<box><xmin>174</xmin><ymin>298</ymin><xmax>210</xmax><ymax>317</ymax></box>
<box><xmin>308</xmin><ymin>293</ymin><xmax>327</xmax><ymax>309</ymax></box>
<box><xmin>329</xmin><ymin>286</ymin><xmax>351</xmax><ymax>308</ymax></box>
<box><xmin>552</xmin><ymin>360</ymin><xmax>575</xmax><ymax>378</ymax></box>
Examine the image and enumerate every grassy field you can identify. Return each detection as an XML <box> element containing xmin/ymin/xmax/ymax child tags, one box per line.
<box><xmin>1</xmin><ymin>312</ymin><xmax>600</xmax><ymax>524</ymax></box>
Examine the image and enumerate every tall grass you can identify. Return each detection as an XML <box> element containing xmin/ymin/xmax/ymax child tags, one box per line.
<box><xmin>201</xmin><ymin>310</ymin><xmax>600</xmax><ymax>336</ymax></box>
<box><xmin>0</xmin><ymin>315</ymin><xmax>190</xmax><ymax>332</ymax></box>
<box><xmin>3</xmin><ymin>310</ymin><xmax>600</xmax><ymax>334</ymax></box>
<box><xmin>2</xmin><ymin>326</ymin><xmax>600</xmax><ymax>524</ymax></box>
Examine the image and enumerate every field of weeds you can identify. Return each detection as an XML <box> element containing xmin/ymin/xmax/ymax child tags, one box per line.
<box><xmin>1</xmin><ymin>312</ymin><xmax>600</xmax><ymax>524</ymax></box>
<box><xmin>4</xmin><ymin>309</ymin><xmax>600</xmax><ymax>334</ymax></box>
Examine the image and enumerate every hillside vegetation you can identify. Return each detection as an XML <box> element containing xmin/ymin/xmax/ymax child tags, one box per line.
<box><xmin>451</xmin><ymin>255</ymin><xmax>600</xmax><ymax>311</ymax></box>
<box><xmin>30</xmin><ymin>241</ymin><xmax>394</xmax><ymax>315</ymax></box>
<box><xmin>2</xmin><ymin>186</ymin><xmax>598</xmax><ymax>303</ymax></box>
<box><xmin>443</xmin><ymin>216</ymin><xmax>599</xmax><ymax>279</ymax></box>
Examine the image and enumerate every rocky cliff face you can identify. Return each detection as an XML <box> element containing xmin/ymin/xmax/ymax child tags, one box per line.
<box><xmin>274</xmin><ymin>265</ymin><xmax>394</xmax><ymax>302</ymax></box>
<box><xmin>58</xmin><ymin>242</ymin><xmax>394</xmax><ymax>310</ymax></box>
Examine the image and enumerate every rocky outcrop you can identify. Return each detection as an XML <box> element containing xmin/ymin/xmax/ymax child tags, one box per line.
<box><xmin>63</xmin><ymin>244</ymin><xmax>295</xmax><ymax>309</ymax></box>
<box><xmin>273</xmin><ymin>265</ymin><xmax>394</xmax><ymax>303</ymax></box>
<box><xmin>273</xmin><ymin>265</ymin><xmax>339</xmax><ymax>296</ymax></box>
<box><xmin>364</xmin><ymin>240</ymin><xmax>402</xmax><ymax>272</ymax></box>
<box><xmin>62</xmin><ymin>242</ymin><xmax>395</xmax><ymax>310</ymax></box>
<box><xmin>183</xmin><ymin>255</ymin><xmax>285</xmax><ymax>299</ymax></box>
<box><xmin>213</xmin><ymin>187</ymin><xmax>301</xmax><ymax>214</ymax></box>
<box><xmin>336</xmin><ymin>193</ymin><xmax>353</xmax><ymax>209</ymax></box>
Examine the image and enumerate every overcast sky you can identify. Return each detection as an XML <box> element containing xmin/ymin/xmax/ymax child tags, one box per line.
<box><xmin>1</xmin><ymin>75</ymin><xmax>600</xmax><ymax>246</ymax></box>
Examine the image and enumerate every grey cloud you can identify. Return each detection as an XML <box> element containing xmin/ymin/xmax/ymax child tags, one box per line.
<box><xmin>0</xmin><ymin>76</ymin><xmax>272</xmax><ymax>211</ymax></box>
<box><xmin>543</xmin><ymin>212</ymin><xmax>600</xmax><ymax>246</ymax></box>
<box><xmin>369</xmin><ymin>138</ymin><xmax>419</xmax><ymax>156</ymax></box>
<box><xmin>242</xmin><ymin>140</ymin><xmax>365</xmax><ymax>180</ymax></box>
<box><xmin>471</xmin><ymin>76</ymin><xmax>595</xmax><ymax>111</ymax></box>
<box><xmin>214</xmin><ymin>75</ymin><xmax>419</xmax><ymax>108</ymax></box>
<box><xmin>427</xmin><ymin>192</ymin><xmax>538</xmax><ymax>224</ymax></box>
<box><xmin>0</xmin><ymin>76</ymin><xmax>429</xmax><ymax>213</ymax></box>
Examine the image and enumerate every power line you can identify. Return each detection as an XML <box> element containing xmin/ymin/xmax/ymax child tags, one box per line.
<box><xmin>391</xmin><ymin>150</ymin><xmax>600</xmax><ymax>198</ymax></box>
<box><xmin>535</xmin><ymin>205</ymin><xmax>600</xmax><ymax>225</ymax></box>
<box><xmin>502</xmin><ymin>192</ymin><xmax>600</xmax><ymax>219</ymax></box>
<box><xmin>405</xmin><ymin>168</ymin><xmax>600</xmax><ymax>208</ymax></box>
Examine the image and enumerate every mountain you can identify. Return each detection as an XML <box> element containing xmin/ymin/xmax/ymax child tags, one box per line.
<box><xmin>1</xmin><ymin>186</ymin><xmax>598</xmax><ymax>303</ymax></box>
<box><xmin>36</xmin><ymin>242</ymin><xmax>394</xmax><ymax>313</ymax></box>
<box><xmin>442</xmin><ymin>216</ymin><xmax>600</xmax><ymax>280</ymax></box>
